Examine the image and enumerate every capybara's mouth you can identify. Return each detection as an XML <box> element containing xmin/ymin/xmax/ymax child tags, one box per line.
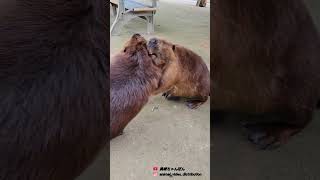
<box><xmin>147</xmin><ymin>38</ymin><xmax>160</xmax><ymax>59</ymax></box>
<box><xmin>147</xmin><ymin>46</ymin><xmax>158</xmax><ymax>58</ymax></box>
<box><xmin>148</xmin><ymin>52</ymin><xmax>158</xmax><ymax>59</ymax></box>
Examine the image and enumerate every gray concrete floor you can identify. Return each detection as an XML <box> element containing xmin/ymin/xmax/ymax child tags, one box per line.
<box><xmin>212</xmin><ymin>112</ymin><xmax>320</xmax><ymax>180</ymax></box>
<box><xmin>110</xmin><ymin>1</ymin><xmax>210</xmax><ymax>180</ymax></box>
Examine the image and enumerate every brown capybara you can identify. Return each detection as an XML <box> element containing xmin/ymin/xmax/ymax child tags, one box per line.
<box><xmin>212</xmin><ymin>0</ymin><xmax>320</xmax><ymax>149</ymax></box>
<box><xmin>110</xmin><ymin>34</ymin><xmax>163</xmax><ymax>139</ymax></box>
<box><xmin>147</xmin><ymin>38</ymin><xmax>210</xmax><ymax>109</ymax></box>
<box><xmin>0</xmin><ymin>0</ymin><xmax>108</xmax><ymax>180</ymax></box>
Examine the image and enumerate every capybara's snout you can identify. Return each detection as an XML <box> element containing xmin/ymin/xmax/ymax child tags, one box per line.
<box><xmin>124</xmin><ymin>34</ymin><xmax>147</xmax><ymax>53</ymax></box>
<box><xmin>132</xmin><ymin>33</ymin><xmax>141</xmax><ymax>39</ymax></box>
<box><xmin>148</xmin><ymin>38</ymin><xmax>159</xmax><ymax>51</ymax></box>
<box><xmin>130</xmin><ymin>33</ymin><xmax>146</xmax><ymax>45</ymax></box>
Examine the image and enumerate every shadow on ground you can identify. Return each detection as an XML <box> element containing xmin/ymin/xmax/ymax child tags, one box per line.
<box><xmin>212</xmin><ymin>111</ymin><xmax>320</xmax><ymax>180</ymax></box>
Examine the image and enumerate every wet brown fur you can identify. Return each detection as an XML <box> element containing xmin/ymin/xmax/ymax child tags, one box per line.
<box><xmin>212</xmin><ymin>0</ymin><xmax>320</xmax><ymax>148</ymax></box>
<box><xmin>110</xmin><ymin>34</ymin><xmax>162</xmax><ymax>139</ymax></box>
<box><xmin>148</xmin><ymin>38</ymin><xmax>210</xmax><ymax>109</ymax></box>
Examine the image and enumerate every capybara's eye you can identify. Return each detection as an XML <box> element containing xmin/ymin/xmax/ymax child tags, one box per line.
<box><xmin>172</xmin><ymin>45</ymin><xmax>176</xmax><ymax>51</ymax></box>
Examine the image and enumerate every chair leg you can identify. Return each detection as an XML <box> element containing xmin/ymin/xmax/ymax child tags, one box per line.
<box><xmin>111</xmin><ymin>13</ymin><xmax>136</xmax><ymax>36</ymax></box>
<box><xmin>111</xmin><ymin>11</ymin><xmax>155</xmax><ymax>35</ymax></box>
<box><xmin>110</xmin><ymin>7</ymin><xmax>122</xmax><ymax>36</ymax></box>
<box><xmin>146</xmin><ymin>15</ymin><xmax>154</xmax><ymax>34</ymax></box>
<box><xmin>111</xmin><ymin>17</ymin><xmax>126</xmax><ymax>36</ymax></box>
<box><xmin>111</xmin><ymin>5</ymin><xmax>117</xmax><ymax>16</ymax></box>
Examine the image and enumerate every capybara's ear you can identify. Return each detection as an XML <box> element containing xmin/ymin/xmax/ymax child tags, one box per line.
<box><xmin>172</xmin><ymin>45</ymin><xmax>176</xmax><ymax>51</ymax></box>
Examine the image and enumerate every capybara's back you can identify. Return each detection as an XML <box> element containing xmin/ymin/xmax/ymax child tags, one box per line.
<box><xmin>212</xmin><ymin>0</ymin><xmax>320</xmax><ymax>149</ymax></box>
<box><xmin>0</xmin><ymin>0</ymin><xmax>108</xmax><ymax>179</ymax></box>
<box><xmin>110</xmin><ymin>34</ymin><xmax>162</xmax><ymax>139</ymax></box>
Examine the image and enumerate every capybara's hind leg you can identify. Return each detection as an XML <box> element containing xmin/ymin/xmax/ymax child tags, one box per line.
<box><xmin>243</xmin><ymin>110</ymin><xmax>313</xmax><ymax>150</ymax></box>
<box><xmin>186</xmin><ymin>100</ymin><xmax>205</xmax><ymax>109</ymax></box>
<box><xmin>186</xmin><ymin>96</ymin><xmax>208</xmax><ymax>109</ymax></box>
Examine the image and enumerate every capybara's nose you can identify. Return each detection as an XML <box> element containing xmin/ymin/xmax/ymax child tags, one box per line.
<box><xmin>132</xmin><ymin>33</ymin><xmax>141</xmax><ymax>39</ymax></box>
<box><xmin>148</xmin><ymin>38</ymin><xmax>158</xmax><ymax>48</ymax></box>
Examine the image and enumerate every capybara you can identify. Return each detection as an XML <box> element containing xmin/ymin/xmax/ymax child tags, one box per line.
<box><xmin>110</xmin><ymin>34</ymin><xmax>163</xmax><ymax>139</ymax></box>
<box><xmin>0</xmin><ymin>1</ymin><xmax>108</xmax><ymax>179</ymax></box>
<box><xmin>147</xmin><ymin>38</ymin><xmax>210</xmax><ymax>109</ymax></box>
<box><xmin>212</xmin><ymin>0</ymin><xmax>320</xmax><ymax>149</ymax></box>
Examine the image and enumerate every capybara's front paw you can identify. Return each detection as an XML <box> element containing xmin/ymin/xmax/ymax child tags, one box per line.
<box><xmin>243</xmin><ymin>123</ymin><xmax>300</xmax><ymax>150</ymax></box>
<box><xmin>162</xmin><ymin>91</ymin><xmax>180</xmax><ymax>101</ymax></box>
<box><xmin>162</xmin><ymin>92</ymin><xmax>170</xmax><ymax>98</ymax></box>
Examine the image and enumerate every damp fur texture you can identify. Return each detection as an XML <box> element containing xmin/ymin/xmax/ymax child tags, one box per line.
<box><xmin>148</xmin><ymin>38</ymin><xmax>210</xmax><ymax>108</ymax></box>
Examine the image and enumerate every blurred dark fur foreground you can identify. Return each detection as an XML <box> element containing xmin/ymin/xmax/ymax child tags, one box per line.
<box><xmin>212</xmin><ymin>0</ymin><xmax>320</xmax><ymax>149</ymax></box>
<box><xmin>0</xmin><ymin>0</ymin><xmax>109</xmax><ymax>179</ymax></box>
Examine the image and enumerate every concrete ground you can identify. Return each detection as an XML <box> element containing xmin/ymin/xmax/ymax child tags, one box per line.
<box><xmin>110</xmin><ymin>1</ymin><xmax>210</xmax><ymax>180</ymax></box>
<box><xmin>212</xmin><ymin>1</ymin><xmax>320</xmax><ymax>180</ymax></box>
